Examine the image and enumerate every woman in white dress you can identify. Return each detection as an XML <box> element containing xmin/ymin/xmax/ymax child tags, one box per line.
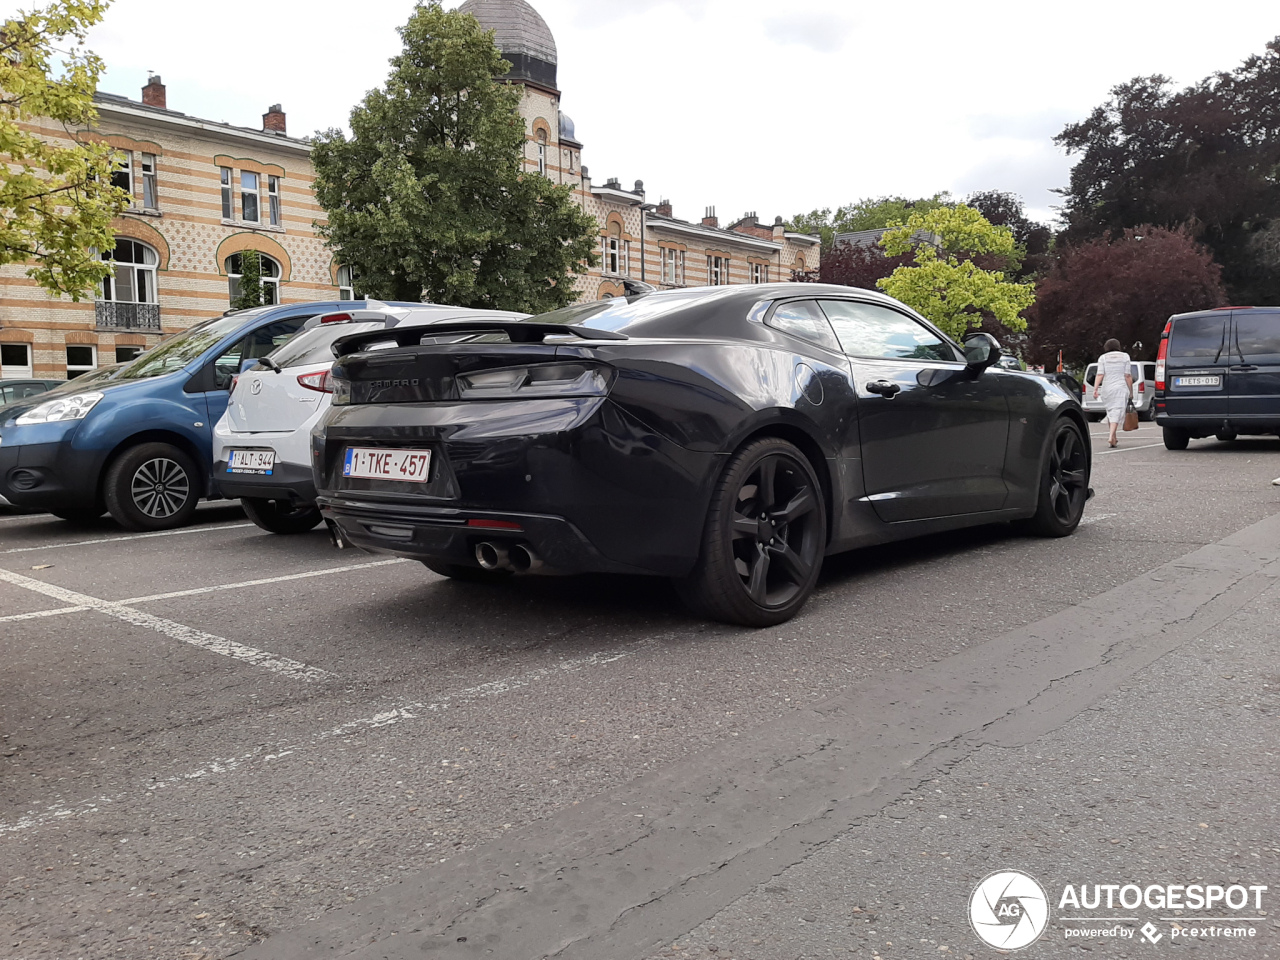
<box><xmin>1092</xmin><ymin>338</ymin><xmax>1135</xmax><ymax>448</ymax></box>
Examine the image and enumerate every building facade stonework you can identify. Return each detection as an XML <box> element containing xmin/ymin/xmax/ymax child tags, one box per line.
<box><xmin>0</xmin><ymin>78</ymin><xmax>343</xmax><ymax>380</ymax></box>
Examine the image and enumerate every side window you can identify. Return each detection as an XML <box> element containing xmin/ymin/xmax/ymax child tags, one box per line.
<box><xmin>818</xmin><ymin>300</ymin><xmax>958</xmax><ymax>362</ymax></box>
<box><xmin>211</xmin><ymin>338</ymin><xmax>247</xmax><ymax>391</ymax></box>
<box><xmin>765</xmin><ymin>300</ymin><xmax>841</xmax><ymax>352</ymax></box>
<box><xmin>1168</xmin><ymin>316</ymin><xmax>1226</xmax><ymax>359</ymax></box>
<box><xmin>1083</xmin><ymin>364</ymin><xmax>1098</xmax><ymax>388</ymax></box>
<box><xmin>1234</xmin><ymin>315</ymin><xmax>1280</xmax><ymax>363</ymax></box>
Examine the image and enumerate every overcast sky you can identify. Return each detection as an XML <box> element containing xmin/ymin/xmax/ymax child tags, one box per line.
<box><xmin>10</xmin><ymin>0</ymin><xmax>1279</xmax><ymax>226</ymax></box>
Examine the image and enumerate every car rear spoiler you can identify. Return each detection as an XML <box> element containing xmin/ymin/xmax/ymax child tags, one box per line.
<box><xmin>331</xmin><ymin>321</ymin><xmax>628</xmax><ymax>357</ymax></box>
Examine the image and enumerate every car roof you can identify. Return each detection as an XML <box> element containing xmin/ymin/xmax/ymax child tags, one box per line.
<box><xmin>1169</xmin><ymin>306</ymin><xmax>1280</xmax><ymax>321</ymax></box>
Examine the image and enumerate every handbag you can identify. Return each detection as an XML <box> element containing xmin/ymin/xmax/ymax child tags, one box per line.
<box><xmin>1123</xmin><ymin>398</ymin><xmax>1140</xmax><ymax>432</ymax></box>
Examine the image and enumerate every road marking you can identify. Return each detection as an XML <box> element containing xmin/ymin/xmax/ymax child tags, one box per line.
<box><xmin>1096</xmin><ymin>441</ymin><xmax>1166</xmax><ymax>456</ymax></box>
<box><xmin>0</xmin><ymin>522</ymin><xmax>255</xmax><ymax>555</ymax></box>
<box><xmin>0</xmin><ymin>567</ymin><xmax>333</xmax><ymax>682</ymax></box>
<box><xmin>1078</xmin><ymin>513</ymin><xmax>1116</xmax><ymax>526</ymax></box>
<box><xmin>0</xmin><ymin>647</ymin><xmax>639</xmax><ymax>835</ymax></box>
<box><xmin>121</xmin><ymin>558</ymin><xmax>410</xmax><ymax>603</ymax></box>
<box><xmin>0</xmin><ymin>605</ymin><xmax>89</xmax><ymax>623</ymax></box>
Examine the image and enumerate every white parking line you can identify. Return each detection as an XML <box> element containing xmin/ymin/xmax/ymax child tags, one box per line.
<box><xmin>0</xmin><ymin>567</ymin><xmax>334</xmax><ymax>682</ymax></box>
<box><xmin>0</xmin><ymin>647</ymin><xmax>639</xmax><ymax>835</ymax></box>
<box><xmin>0</xmin><ymin>605</ymin><xmax>90</xmax><ymax>623</ymax></box>
<box><xmin>0</xmin><ymin>522</ymin><xmax>255</xmax><ymax>555</ymax></box>
<box><xmin>1096</xmin><ymin>441</ymin><xmax>1166</xmax><ymax>456</ymax></box>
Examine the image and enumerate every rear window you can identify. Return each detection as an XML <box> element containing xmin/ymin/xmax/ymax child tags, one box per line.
<box><xmin>531</xmin><ymin>289</ymin><xmax>728</xmax><ymax>334</ymax></box>
<box><xmin>1234</xmin><ymin>313</ymin><xmax>1280</xmax><ymax>362</ymax></box>
<box><xmin>270</xmin><ymin>321</ymin><xmax>382</xmax><ymax>369</ymax></box>
<box><xmin>1142</xmin><ymin>363</ymin><xmax>1156</xmax><ymax>380</ymax></box>
<box><xmin>1169</xmin><ymin>316</ymin><xmax>1227</xmax><ymax>359</ymax></box>
<box><xmin>1084</xmin><ymin>364</ymin><xmax>1097</xmax><ymax>387</ymax></box>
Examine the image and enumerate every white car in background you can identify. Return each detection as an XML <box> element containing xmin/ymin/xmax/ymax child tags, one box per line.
<box><xmin>1082</xmin><ymin>360</ymin><xmax>1157</xmax><ymax>422</ymax></box>
<box><xmin>213</xmin><ymin>301</ymin><xmax>529</xmax><ymax>534</ymax></box>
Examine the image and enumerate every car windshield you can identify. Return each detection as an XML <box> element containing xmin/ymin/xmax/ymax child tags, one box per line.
<box><xmin>113</xmin><ymin>314</ymin><xmax>255</xmax><ymax>380</ymax></box>
<box><xmin>271</xmin><ymin>321</ymin><xmax>384</xmax><ymax>369</ymax></box>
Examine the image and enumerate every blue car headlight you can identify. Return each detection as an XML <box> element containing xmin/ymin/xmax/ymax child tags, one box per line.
<box><xmin>15</xmin><ymin>392</ymin><xmax>104</xmax><ymax>425</ymax></box>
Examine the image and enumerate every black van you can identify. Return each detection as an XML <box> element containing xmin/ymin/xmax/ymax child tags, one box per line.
<box><xmin>1155</xmin><ymin>307</ymin><xmax>1280</xmax><ymax>449</ymax></box>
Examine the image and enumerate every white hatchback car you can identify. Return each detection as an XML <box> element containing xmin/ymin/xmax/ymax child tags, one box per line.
<box><xmin>1082</xmin><ymin>360</ymin><xmax>1157</xmax><ymax>422</ymax></box>
<box><xmin>213</xmin><ymin>302</ymin><xmax>529</xmax><ymax>533</ymax></box>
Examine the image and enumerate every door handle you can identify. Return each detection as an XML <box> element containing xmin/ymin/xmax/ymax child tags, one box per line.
<box><xmin>865</xmin><ymin>379</ymin><xmax>902</xmax><ymax>398</ymax></box>
<box><xmin>1231</xmin><ymin>364</ymin><xmax>1258</xmax><ymax>372</ymax></box>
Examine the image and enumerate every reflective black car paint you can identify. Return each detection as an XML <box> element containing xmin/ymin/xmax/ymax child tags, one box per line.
<box><xmin>314</xmin><ymin>284</ymin><xmax>1086</xmax><ymax>577</ymax></box>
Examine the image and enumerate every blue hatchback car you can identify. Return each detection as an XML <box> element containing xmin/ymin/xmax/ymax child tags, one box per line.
<box><xmin>0</xmin><ymin>301</ymin><xmax>411</xmax><ymax>530</ymax></box>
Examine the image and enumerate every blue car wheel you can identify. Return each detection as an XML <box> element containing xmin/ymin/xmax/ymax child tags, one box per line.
<box><xmin>104</xmin><ymin>442</ymin><xmax>200</xmax><ymax>531</ymax></box>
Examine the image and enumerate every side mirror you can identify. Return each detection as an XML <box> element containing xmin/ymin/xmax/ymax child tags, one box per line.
<box><xmin>962</xmin><ymin>333</ymin><xmax>1001</xmax><ymax>373</ymax></box>
<box><xmin>238</xmin><ymin>357</ymin><xmax>259</xmax><ymax>374</ymax></box>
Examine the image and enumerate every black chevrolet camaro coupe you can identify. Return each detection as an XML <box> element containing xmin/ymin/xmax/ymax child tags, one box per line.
<box><xmin>314</xmin><ymin>284</ymin><xmax>1090</xmax><ymax>626</ymax></box>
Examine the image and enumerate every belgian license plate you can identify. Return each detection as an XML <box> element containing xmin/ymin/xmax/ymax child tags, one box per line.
<box><xmin>228</xmin><ymin>449</ymin><xmax>275</xmax><ymax>474</ymax></box>
<box><xmin>1174</xmin><ymin>375</ymin><xmax>1221</xmax><ymax>387</ymax></box>
<box><xmin>343</xmin><ymin>447</ymin><xmax>432</xmax><ymax>482</ymax></box>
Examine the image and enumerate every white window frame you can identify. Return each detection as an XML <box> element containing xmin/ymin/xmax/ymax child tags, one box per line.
<box><xmin>268</xmin><ymin>175</ymin><xmax>281</xmax><ymax>226</ymax></box>
<box><xmin>220</xmin><ymin>167</ymin><xmax>233</xmax><ymax>219</ymax></box>
<box><xmin>100</xmin><ymin>238</ymin><xmax>159</xmax><ymax>305</ymax></box>
<box><xmin>708</xmin><ymin>255</ymin><xmax>730</xmax><ymax>285</ymax></box>
<box><xmin>226</xmin><ymin>252</ymin><xmax>281</xmax><ymax>306</ymax></box>
<box><xmin>537</xmin><ymin>142</ymin><xmax>546</xmax><ymax>176</ymax></box>
<box><xmin>111</xmin><ymin>151</ymin><xmax>133</xmax><ymax>199</ymax></box>
<box><xmin>241</xmin><ymin>170</ymin><xmax>260</xmax><ymax>223</ymax></box>
<box><xmin>66</xmin><ymin>344</ymin><xmax>97</xmax><ymax>379</ymax></box>
<box><xmin>337</xmin><ymin>265</ymin><xmax>361</xmax><ymax>300</ymax></box>
<box><xmin>751</xmin><ymin>262</ymin><xmax>767</xmax><ymax>284</ymax></box>
<box><xmin>141</xmin><ymin>153</ymin><xmax>158</xmax><ymax>209</ymax></box>
<box><xmin>0</xmin><ymin>343</ymin><xmax>33</xmax><ymax>379</ymax></box>
<box><xmin>605</xmin><ymin>236</ymin><xmax>620</xmax><ymax>275</ymax></box>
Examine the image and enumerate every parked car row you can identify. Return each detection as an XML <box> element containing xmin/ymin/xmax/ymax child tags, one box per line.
<box><xmin>1082</xmin><ymin>361</ymin><xmax>1158</xmax><ymax>421</ymax></box>
<box><xmin>2</xmin><ymin>286</ymin><xmax>1096</xmax><ymax>625</ymax></box>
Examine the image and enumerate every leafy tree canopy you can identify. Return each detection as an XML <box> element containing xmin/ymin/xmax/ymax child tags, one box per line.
<box><xmin>877</xmin><ymin>205</ymin><xmax>1035</xmax><ymax>340</ymax></box>
<box><xmin>789</xmin><ymin>193</ymin><xmax>952</xmax><ymax>252</ymax></box>
<box><xmin>0</xmin><ymin>0</ymin><xmax>130</xmax><ymax>299</ymax></box>
<box><xmin>1055</xmin><ymin>38</ymin><xmax>1280</xmax><ymax>303</ymax></box>
<box><xmin>1027</xmin><ymin>226</ymin><xmax>1226</xmax><ymax>366</ymax></box>
<box><xmin>311</xmin><ymin>1</ymin><xmax>598</xmax><ymax>312</ymax></box>
<box><xmin>963</xmin><ymin>190</ymin><xmax>1052</xmax><ymax>278</ymax></box>
<box><xmin>230</xmin><ymin>250</ymin><xmax>264</xmax><ymax>311</ymax></box>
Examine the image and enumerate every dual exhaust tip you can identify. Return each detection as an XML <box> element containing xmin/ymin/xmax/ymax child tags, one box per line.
<box><xmin>475</xmin><ymin>541</ymin><xmax>541</xmax><ymax>574</ymax></box>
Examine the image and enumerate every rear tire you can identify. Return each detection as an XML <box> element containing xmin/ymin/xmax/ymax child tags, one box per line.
<box><xmin>241</xmin><ymin>497</ymin><xmax>323</xmax><ymax>535</ymax></box>
<box><xmin>1086</xmin><ymin>413</ymin><xmax>1103</xmax><ymax>423</ymax></box>
<box><xmin>1141</xmin><ymin>405</ymin><xmax>1156</xmax><ymax>422</ymax></box>
<box><xmin>104</xmin><ymin>443</ymin><xmax>200</xmax><ymax>531</ymax></box>
<box><xmin>50</xmin><ymin>507</ymin><xmax>104</xmax><ymax>525</ymax></box>
<box><xmin>421</xmin><ymin>559</ymin><xmax>513</xmax><ymax>583</ymax></box>
<box><xmin>675</xmin><ymin>437</ymin><xmax>826</xmax><ymax>627</ymax></box>
<box><xmin>1163</xmin><ymin>427</ymin><xmax>1190</xmax><ymax>450</ymax></box>
<box><xmin>1022</xmin><ymin>418</ymin><xmax>1089</xmax><ymax>538</ymax></box>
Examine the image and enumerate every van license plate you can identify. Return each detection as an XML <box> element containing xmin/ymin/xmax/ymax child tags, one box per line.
<box><xmin>1174</xmin><ymin>375</ymin><xmax>1221</xmax><ymax>387</ymax></box>
<box><xmin>343</xmin><ymin>447</ymin><xmax>432</xmax><ymax>482</ymax></box>
<box><xmin>228</xmin><ymin>449</ymin><xmax>275</xmax><ymax>474</ymax></box>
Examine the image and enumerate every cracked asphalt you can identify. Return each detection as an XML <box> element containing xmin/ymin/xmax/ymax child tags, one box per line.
<box><xmin>2</xmin><ymin>421</ymin><xmax>1279</xmax><ymax>960</ymax></box>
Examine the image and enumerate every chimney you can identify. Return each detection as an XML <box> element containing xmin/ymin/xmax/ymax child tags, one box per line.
<box><xmin>142</xmin><ymin>74</ymin><xmax>166</xmax><ymax>109</ymax></box>
<box><xmin>702</xmin><ymin>205</ymin><xmax>718</xmax><ymax>228</ymax></box>
<box><xmin>773</xmin><ymin>215</ymin><xmax>785</xmax><ymax>242</ymax></box>
<box><xmin>633</xmin><ymin>179</ymin><xmax>645</xmax><ymax>196</ymax></box>
<box><xmin>263</xmin><ymin>104</ymin><xmax>286</xmax><ymax>134</ymax></box>
<box><xmin>656</xmin><ymin>199</ymin><xmax>672</xmax><ymax>218</ymax></box>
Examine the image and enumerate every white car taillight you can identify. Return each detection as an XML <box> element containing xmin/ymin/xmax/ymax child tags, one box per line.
<box><xmin>297</xmin><ymin>370</ymin><xmax>334</xmax><ymax>393</ymax></box>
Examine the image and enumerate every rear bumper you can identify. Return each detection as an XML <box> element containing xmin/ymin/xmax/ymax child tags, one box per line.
<box><xmin>215</xmin><ymin>459</ymin><xmax>317</xmax><ymax>503</ymax></box>
<box><xmin>1154</xmin><ymin>412</ymin><xmax>1280</xmax><ymax>435</ymax></box>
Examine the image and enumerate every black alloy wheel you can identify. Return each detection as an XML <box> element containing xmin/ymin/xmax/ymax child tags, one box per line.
<box><xmin>677</xmin><ymin>437</ymin><xmax>827</xmax><ymax>627</ymax></box>
<box><xmin>104</xmin><ymin>442</ymin><xmax>200</xmax><ymax>531</ymax></box>
<box><xmin>1163</xmin><ymin>426</ymin><xmax>1190</xmax><ymax>450</ymax></box>
<box><xmin>241</xmin><ymin>497</ymin><xmax>323</xmax><ymax>535</ymax></box>
<box><xmin>1022</xmin><ymin>419</ymin><xmax>1089</xmax><ymax>537</ymax></box>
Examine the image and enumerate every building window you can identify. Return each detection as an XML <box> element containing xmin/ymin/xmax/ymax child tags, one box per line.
<box><xmin>662</xmin><ymin>248</ymin><xmax>684</xmax><ymax>285</ymax></box>
<box><xmin>337</xmin><ymin>265</ymin><xmax>362</xmax><ymax>300</ymax></box>
<box><xmin>115</xmin><ymin>345</ymin><xmax>143</xmax><ymax>363</ymax></box>
<box><xmin>1</xmin><ymin>343</ymin><xmax>32</xmax><ymax>379</ymax></box>
<box><xmin>226</xmin><ymin>251</ymin><xmax>281</xmax><ymax>305</ymax></box>
<box><xmin>268</xmin><ymin>175</ymin><xmax>281</xmax><ymax>226</ymax></box>
<box><xmin>140</xmin><ymin>153</ymin><xmax>158</xmax><ymax>209</ymax></box>
<box><xmin>604</xmin><ymin>221</ymin><xmax>625</xmax><ymax>275</ymax></box>
<box><xmin>66</xmin><ymin>344</ymin><xmax>97</xmax><ymax>379</ymax></box>
<box><xmin>751</xmin><ymin>262</ymin><xmax>768</xmax><ymax>284</ymax></box>
<box><xmin>568</xmin><ymin>150</ymin><xmax>575</xmax><ymax>172</ymax></box>
<box><xmin>241</xmin><ymin>171</ymin><xmax>260</xmax><ymax>223</ymax></box>
<box><xmin>110</xmin><ymin>151</ymin><xmax>132</xmax><ymax>197</ymax></box>
<box><xmin>536</xmin><ymin>131</ymin><xmax>547</xmax><ymax>176</ymax></box>
<box><xmin>220</xmin><ymin>167</ymin><xmax>233</xmax><ymax>219</ymax></box>
<box><xmin>100</xmin><ymin>239</ymin><xmax>159</xmax><ymax>304</ymax></box>
<box><xmin>708</xmin><ymin>255</ymin><xmax>730</xmax><ymax>285</ymax></box>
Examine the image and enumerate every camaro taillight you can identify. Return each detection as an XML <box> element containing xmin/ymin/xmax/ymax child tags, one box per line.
<box><xmin>456</xmin><ymin>362</ymin><xmax>615</xmax><ymax>399</ymax></box>
<box><xmin>1155</xmin><ymin>323</ymin><xmax>1170</xmax><ymax>391</ymax></box>
<box><xmin>297</xmin><ymin>370</ymin><xmax>334</xmax><ymax>393</ymax></box>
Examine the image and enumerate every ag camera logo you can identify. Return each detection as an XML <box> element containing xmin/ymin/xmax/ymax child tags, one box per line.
<box><xmin>969</xmin><ymin>870</ymin><xmax>1050</xmax><ymax>951</ymax></box>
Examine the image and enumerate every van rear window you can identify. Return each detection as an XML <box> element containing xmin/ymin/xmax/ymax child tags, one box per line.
<box><xmin>1234</xmin><ymin>314</ymin><xmax>1280</xmax><ymax>361</ymax></box>
<box><xmin>1169</xmin><ymin>316</ymin><xmax>1226</xmax><ymax>359</ymax></box>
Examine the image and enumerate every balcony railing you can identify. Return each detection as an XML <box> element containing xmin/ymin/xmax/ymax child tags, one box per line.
<box><xmin>95</xmin><ymin>301</ymin><xmax>161</xmax><ymax>333</ymax></box>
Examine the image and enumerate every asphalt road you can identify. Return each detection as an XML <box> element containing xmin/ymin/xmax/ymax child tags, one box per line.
<box><xmin>1</xmin><ymin>421</ymin><xmax>1278</xmax><ymax>960</ymax></box>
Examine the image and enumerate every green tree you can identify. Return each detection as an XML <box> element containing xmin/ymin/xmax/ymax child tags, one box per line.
<box><xmin>230</xmin><ymin>250</ymin><xmax>264</xmax><ymax>310</ymax></box>
<box><xmin>311</xmin><ymin>1</ymin><xmax>598</xmax><ymax>312</ymax></box>
<box><xmin>877</xmin><ymin>204</ymin><xmax>1035</xmax><ymax>340</ymax></box>
<box><xmin>0</xmin><ymin>0</ymin><xmax>130</xmax><ymax>299</ymax></box>
<box><xmin>789</xmin><ymin>193</ymin><xmax>952</xmax><ymax>252</ymax></box>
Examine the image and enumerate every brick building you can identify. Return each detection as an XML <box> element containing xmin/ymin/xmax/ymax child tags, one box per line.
<box><xmin>457</xmin><ymin>0</ymin><xmax>820</xmax><ymax>301</ymax></box>
<box><xmin>0</xmin><ymin>78</ymin><xmax>343</xmax><ymax>380</ymax></box>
